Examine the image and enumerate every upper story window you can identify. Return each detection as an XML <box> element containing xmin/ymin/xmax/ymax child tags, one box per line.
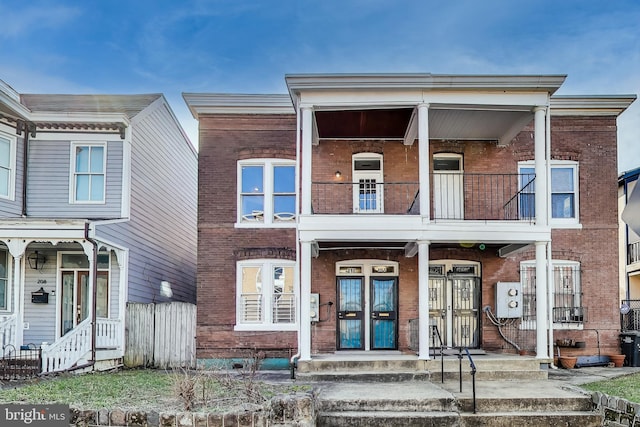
<box><xmin>236</xmin><ymin>259</ymin><xmax>296</xmax><ymax>331</ymax></box>
<box><xmin>352</xmin><ymin>153</ymin><xmax>383</xmax><ymax>213</ymax></box>
<box><xmin>238</xmin><ymin>159</ymin><xmax>296</xmax><ymax>225</ymax></box>
<box><xmin>0</xmin><ymin>132</ymin><xmax>16</xmax><ymax>200</ymax></box>
<box><xmin>519</xmin><ymin>161</ymin><xmax>579</xmax><ymax>226</ymax></box>
<box><xmin>71</xmin><ymin>143</ymin><xmax>106</xmax><ymax>203</ymax></box>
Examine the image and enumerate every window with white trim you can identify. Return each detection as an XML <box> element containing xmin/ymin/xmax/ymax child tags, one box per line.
<box><xmin>352</xmin><ymin>153</ymin><xmax>383</xmax><ymax>213</ymax></box>
<box><xmin>238</xmin><ymin>159</ymin><xmax>295</xmax><ymax>224</ymax></box>
<box><xmin>236</xmin><ymin>260</ymin><xmax>296</xmax><ymax>330</ymax></box>
<box><xmin>520</xmin><ymin>260</ymin><xmax>583</xmax><ymax>327</ymax></box>
<box><xmin>0</xmin><ymin>132</ymin><xmax>16</xmax><ymax>200</ymax></box>
<box><xmin>518</xmin><ymin>161</ymin><xmax>579</xmax><ymax>225</ymax></box>
<box><xmin>0</xmin><ymin>250</ymin><xmax>8</xmax><ymax>310</ymax></box>
<box><xmin>71</xmin><ymin>143</ymin><xmax>106</xmax><ymax>203</ymax></box>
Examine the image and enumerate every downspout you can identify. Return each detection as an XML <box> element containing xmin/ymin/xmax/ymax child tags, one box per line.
<box><xmin>290</xmin><ymin>102</ymin><xmax>301</xmax><ymax>379</ymax></box>
<box><xmin>84</xmin><ymin>222</ymin><xmax>98</xmax><ymax>369</ymax></box>
<box><xmin>19</xmin><ymin>121</ymin><xmax>31</xmax><ymax>217</ymax></box>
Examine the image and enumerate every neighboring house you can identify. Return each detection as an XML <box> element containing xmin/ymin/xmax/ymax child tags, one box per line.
<box><xmin>0</xmin><ymin>79</ymin><xmax>197</xmax><ymax>373</ymax></box>
<box><xmin>185</xmin><ymin>73</ymin><xmax>635</xmax><ymax>366</ymax></box>
<box><xmin>619</xmin><ymin>167</ymin><xmax>640</xmax><ymax>329</ymax></box>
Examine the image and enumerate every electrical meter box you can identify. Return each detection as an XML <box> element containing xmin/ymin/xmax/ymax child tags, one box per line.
<box><xmin>495</xmin><ymin>282</ymin><xmax>522</xmax><ymax>318</ymax></box>
<box><xmin>310</xmin><ymin>293</ymin><xmax>319</xmax><ymax>322</ymax></box>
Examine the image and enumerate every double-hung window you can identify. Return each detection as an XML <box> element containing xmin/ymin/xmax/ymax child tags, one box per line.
<box><xmin>238</xmin><ymin>159</ymin><xmax>295</xmax><ymax>225</ymax></box>
<box><xmin>71</xmin><ymin>143</ymin><xmax>106</xmax><ymax>203</ymax></box>
<box><xmin>0</xmin><ymin>132</ymin><xmax>16</xmax><ymax>200</ymax></box>
<box><xmin>236</xmin><ymin>260</ymin><xmax>296</xmax><ymax>330</ymax></box>
<box><xmin>520</xmin><ymin>260</ymin><xmax>583</xmax><ymax>328</ymax></box>
<box><xmin>519</xmin><ymin>161</ymin><xmax>579</xmax><ymax>225</ymax></box>
<box><xmin>0</xmin><ymin>250</ymin><xmax>8</xmax><ymax>311</ymax></box>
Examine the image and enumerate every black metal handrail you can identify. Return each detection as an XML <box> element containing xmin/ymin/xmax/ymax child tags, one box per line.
<box><xmin>464</xmin><ymin>347</ymin><xmax>477</xmax><ymax>414</ymax></box>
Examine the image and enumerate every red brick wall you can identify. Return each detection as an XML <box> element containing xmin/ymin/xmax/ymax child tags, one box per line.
<box><xmin>197</xmin><ymin>111</ymin><xmax>621</xmax><ymax>358</ymax></box>
<box><xmin>197</xmin><ymin>114</ymin><xmax>298</xmax><ymax>358</ymax></box>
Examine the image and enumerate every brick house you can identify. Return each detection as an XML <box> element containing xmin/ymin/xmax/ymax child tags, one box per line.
<box><xmin>184</xmin><ymin>74</ymin><xmax>635</xmax><ymax>366</ymax></box>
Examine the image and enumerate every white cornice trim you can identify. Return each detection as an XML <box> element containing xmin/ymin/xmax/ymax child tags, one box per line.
<box><xmin>182</xmin><ymin>93</ymin><xmax>293</xmax><ymax>118</ymax></box>
<box><xmin>550</xmin><ymin>95</ymin><xmax>637</xmax><ymax>116</ymax></box>
<box><xmin>285</xmin><ymin>73</ymin><xmax>568</xmax><ymax>107</ymax></box>
<box><xmin>0</xmin><ymin>80</ymin><xmax>31</xmax><ymax>119</ymax></box>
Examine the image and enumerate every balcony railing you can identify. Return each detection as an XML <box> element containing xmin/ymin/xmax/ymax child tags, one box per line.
<box><xmin>311</xmin><ymin>173</ymin><xmax>535</xmax><ymax>221</ymax></box>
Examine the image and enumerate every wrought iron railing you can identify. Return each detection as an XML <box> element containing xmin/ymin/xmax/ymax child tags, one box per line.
<box><xmin>311</xmin><ymin>173</ymin><xmax>535</xmax><ymax>221</ymax></box>
<box><xmin>0</xmin><ymin>344</ymin><xmax>41</xmax><ymax>380</ymax></box>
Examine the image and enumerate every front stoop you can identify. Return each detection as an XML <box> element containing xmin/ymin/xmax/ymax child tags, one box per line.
<box><xmin>308</xmin><ymin>355</ymin><xmax>600</xmax><ymax>427</ymax></box>
<box><xmin>296</xmin><ymin>354</ymin><xmax>548</xmax><ymax>382</ymax></box>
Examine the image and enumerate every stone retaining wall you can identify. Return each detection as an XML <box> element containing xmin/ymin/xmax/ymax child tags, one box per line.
<box><xmin>68</xmin><ymin>392</ymin><xmax>317</xmax><ymax>427</ymax></box>
<box><xmin>592</xmin><ymin>391</ymin><xmax>640</xmax><ymax>426</ymax></box>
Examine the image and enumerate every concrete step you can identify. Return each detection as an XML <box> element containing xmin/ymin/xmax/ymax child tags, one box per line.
<box><xmin>297</xmin><ymin>357</ymin><xmax>548</xmax><ymax>382</ymax></box>
<box><xmin>460</xmin><ymin>411</ymin><xmax>603</xmax><ymax>426</ymax></box>
<box><xmin>318</xmin><ymin>410</ymin><xmax>602</xmax><ymax>427</ymax></box>
<box><xmin>318</xmin><ymin>410</ymin><xmax>459</xmax><ymax>427</ymax></box>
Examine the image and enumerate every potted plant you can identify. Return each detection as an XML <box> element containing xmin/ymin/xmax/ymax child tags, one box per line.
<box><xmin>608</xmin><ymin>354</ymin><xmax>625</xmax><ymax>367</ymax></box>
<box><xmin>558</xmin><ymin>356</ymin><xmax>578</xmax><ymax>369</ymax></box>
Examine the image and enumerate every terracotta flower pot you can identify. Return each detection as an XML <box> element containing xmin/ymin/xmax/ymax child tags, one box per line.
<box><xmin>559</xmin><ymin>356</ymin><xmax>577</xmax><ymax>369</ymax></box>
<box><xmin>608</xmin><ymin>354</ymin><xmax>625</xmax><ymax>367</ymax></box>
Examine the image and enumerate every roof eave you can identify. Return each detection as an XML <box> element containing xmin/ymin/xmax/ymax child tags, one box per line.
<box><xmin>285</xmin><ymin>73</ymin><xmax>568</xmax><ymax>108</ymax></box>
<box><xmin>551</xmin><ymin>95</ymin><xmax>637</xmax><ymax>116</ymax></box>
<box><xmin>182</xmin><ymin>93</ymin><xmax>294</xmax><ymax>119</ymax></box>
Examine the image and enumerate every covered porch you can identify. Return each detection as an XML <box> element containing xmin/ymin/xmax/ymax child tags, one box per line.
<box><xmin>0</xmin><ymin>221</ymin><xmax>126</xmax><ymax>374</ymax></box>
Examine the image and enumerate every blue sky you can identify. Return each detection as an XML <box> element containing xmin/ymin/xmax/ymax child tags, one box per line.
<box><xmin>1</xmin><ymin>0</ymin><xmax>639</xmax><ymax>171</ymax></box>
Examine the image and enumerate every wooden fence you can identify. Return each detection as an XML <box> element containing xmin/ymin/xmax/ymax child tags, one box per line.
<box><xmin>124</xmin><ymin>302</ymin><xmax>196</xmax><ymax>369</ymax></box>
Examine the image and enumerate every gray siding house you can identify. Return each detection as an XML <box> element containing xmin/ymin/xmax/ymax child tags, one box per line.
<box><xmin>0</xmin><ymin>80</ymin><xmax>197</xmax><ymax>372</ymax></box>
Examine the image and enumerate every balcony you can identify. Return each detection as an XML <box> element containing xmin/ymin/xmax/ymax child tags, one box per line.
<box><xmin>311</xmin><ymin>173</ymin><xmax>535</xmax><ymax>221</ymax></box>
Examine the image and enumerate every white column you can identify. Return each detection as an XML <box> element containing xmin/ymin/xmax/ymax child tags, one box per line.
<box><xmin>418</xmin><ymin>241</ymin><xmax>431</xmax><ymax>359</ymax></box>
<box><xmin>299</xmin><ymin>241</ymin><xmax>312</xmax><ymax>360</ymax></box>
<box><xmin>534</xmin><ymin>106</ymin><xmax>548</xmax><ymax>226</ymax></box>
<box><xmin>535</xmin><ymin>241</ymin><xmax>549</xmax><ymax>359</ymax></box>
<box><xmin>418</xmin><ymin>104</ymin><xmax>430</xmax><ymax>221</ymax></box>
<box><xmin>6</xmin><ymin>239</ymin><xmax>27</xmax><ymax>347</ymax></box>
<box><xmin>13</xmin><ymin>255</ymin><xmax>24</xmax><ymax>347</ymax></box>
<box><xmin>301</xmin><ymin>107</ymin><xmax>313</xmax><ymax>216</ymax></box>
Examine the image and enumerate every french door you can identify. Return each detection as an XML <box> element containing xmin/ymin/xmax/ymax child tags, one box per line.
<box><xmin>337</xmin><ymin>276</ymin><xmax>398</xmax><ymax>350</ymax></box>
<box><xmin>60</xmin><ymin>270</ymin><xmax>109</xmax><ymax>336</ymax></box>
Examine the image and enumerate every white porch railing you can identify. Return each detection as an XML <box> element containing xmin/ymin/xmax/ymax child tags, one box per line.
<box><xmin>0</xmin><ymin>314</ymin><xmax>17</xmax><ymax>354</ymax></box>
<box><xmin>96</xmin><ymin>318</ymin><xmax>122</xmax><ymax>349</ymax></box>
<box><xmin>41</xmin><ymin>318</ymin><xmax>92</xmax><ymax>373</ymax></box>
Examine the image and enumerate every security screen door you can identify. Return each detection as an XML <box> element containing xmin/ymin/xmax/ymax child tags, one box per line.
<box><xmin>428</xmin><ymin>264</ymin><xmax>480</xmax><ymax>348</ymax></box>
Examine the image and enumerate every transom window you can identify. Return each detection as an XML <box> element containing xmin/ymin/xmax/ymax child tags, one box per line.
<box><xmin>236</xmin><ymin>260</ymin><xmax>296</xmax><ymax>330</ymax></box>
<box><xmin>71</xmin><ymin>143</ymin><xmax>106</xmax><ymax>203</ymax></box>
<box><xmin>238</xmin><ymin>159</ymin><xmax>296</xmax><ymax>225</ymax></box>
<box><xmin>0</xmin><ymin>132</ymin><xmax>16</xmax><ymax>200</ymax></box>
<box><xmin>519</xmin><ymin>161</ymin><xmax>579</xmax><ymax>225</ymax></box>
